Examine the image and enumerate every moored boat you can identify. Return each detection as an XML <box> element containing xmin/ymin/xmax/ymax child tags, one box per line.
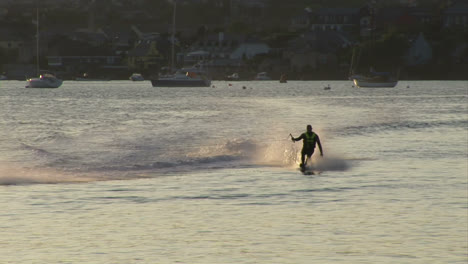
<box><xmin>279</xmin><ymin>73</ymin><xmax>287</xmax><ymax>83</ymax></box>
<box><xmin>26</xmin><ymin>73</ymin><xmax>63</xmax><ymax>88</ymax></box>
<box><xmin>75</xmin><ymin>73</ymin><xmax>110</xmax><ymax>81</ymax></box>
<box><xmin>353</xmin><ymin>78</ymin><xmax>398</xmax><ymax>88</ymax></box>
<box><xmin>150</xmin><ymin>2</ymin><xmax>210</xmax><ymax>88</ymax></box>
<box><xmin>26</xmin><ymin>7</ymin><xmax>63</xmax><ymax>89</ymax></box>
<box><xmin>351</xmin><ymin>71</ymin><xmax>398</xmax><ymax>88</ymax></box>
<box><xmin>151</xmin><ymin>67</ymin><xmax>211</xmax><ymax>87</ymax></box>
<box><xmin>129</xmin><ymin>73</ymin><xmax>145</xmax><ymax>81</ymax></box>
<box><xmin>226</xmin><ymin>72</ymin><xmax>240</xmax><ymax>81</ymax></box>
<box><xmin>352</xmin><ymin>71</ymin><xmax>398</xmax><ymax>88</ymax></box>
<box><xmin>254</xmin><ymin>72</ymin><xmax>271</xmax><ymax>80</ymax></box>
<box><xmin>348</xmin><ymin>2</ymin><xmax>399</xmax><ymax>89</ymax></box>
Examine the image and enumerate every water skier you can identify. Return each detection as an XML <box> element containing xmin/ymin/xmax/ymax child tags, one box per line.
<box><xmin>290</xmin><ymin>124</ymin><xmax>323</xmax><ymax>168</ymax></box>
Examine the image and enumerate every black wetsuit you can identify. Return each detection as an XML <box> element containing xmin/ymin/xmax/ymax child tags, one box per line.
<box><xmin>293</xmin><ymin>131</ymin><xmax>323</xmax><ymax>165</ymax></box>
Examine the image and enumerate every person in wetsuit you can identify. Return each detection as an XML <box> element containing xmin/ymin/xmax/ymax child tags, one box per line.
<box><xmin>291</xmin><ymin>124</ymin><xmax>323</xmax><ymax>168</ymax></box>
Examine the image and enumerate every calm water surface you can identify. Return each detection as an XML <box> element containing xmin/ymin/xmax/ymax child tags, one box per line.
<box><xmin>0</xmin><ymin>80</ymin><xmax>466</xmax><ymax>263</ymax></box>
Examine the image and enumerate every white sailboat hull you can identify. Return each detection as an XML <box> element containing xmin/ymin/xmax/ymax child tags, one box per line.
<box><xmin>26</xmin><ymin>76</ymin><xmax>63</xmax><ymax>88</ymax></box>
<box><xmin>151</xmin><ymin>66</ymin><xmax>211</xmax><ymax>87</ymax></box>
<box><xmin>353</xmin><ymin>78</ymin><xmax>398</xmax><ymax>88</ymax></box>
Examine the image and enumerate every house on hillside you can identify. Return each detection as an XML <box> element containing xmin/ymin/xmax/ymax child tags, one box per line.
<box><xmin>183</xmin><ymin>32</ymin><xmax>270</xmax><ymax>77</ymax></box>
<box><xmin>101</xmin><ymin>26</ymin><xmax>137</xmax><ymax>55</ymax></box>
<box><xmin>230</xmin><ymin>41</ymin><xmax>269</xmax><ymax>60</ymax></box>
<box><xmin>311</xmin><ymin>8</ymin><xmax>360</xmax><ymax>32</ymax></box>
<box><xmin>230</xmin><ymin>0</ymin><xmax>268</xmax><ymax>25</ymax></box>
<box><xmin>46</xmin><ymin>55</ymin><xmax>123</xmax><ymax>77</ymax></box>
<box><xmin>376</xmin><ymin>6</ymin><xmax>435</xmax><ymax>31</ymax></box>
<box><xmin>127</xmin><ymin>39</ymin><xmax>168</xmax><ymax>72</ymax></box>
<box><xmin>189</xmin><ymin>32</ymin><xmax>244</xmax><ymax>61</ymax></box>
<box><xmin>185</xmin><ymin>50</ymin><xmax>210</xmax><ymax>65</ymax></box>
<box><xmin>69</xmin><ymin>31</ymin><xmax>108</xmax><ymax>47</ymax></box>
<box><xmin>286</xmin><ymin>31</ymin><xmax>353</xmax><ymax>73</ymax></box>
<box><xmin>290</xmin><ymin>7</ymin><xmax>360</xmax><ymax>32</ymax></box>
<box><xmin>408</xmin><ymin>7</ymin><xmax>434</xmax><ymax>26</ymax></box>
<box><xmin>443</xmin><ymin>0</ymin><xmax>468</xmax><ymax>30</ymax></box>
<box><xmin>290</xmin><ymin>7</ymin><xmax>313</xmax><ymax>31</ymax></box>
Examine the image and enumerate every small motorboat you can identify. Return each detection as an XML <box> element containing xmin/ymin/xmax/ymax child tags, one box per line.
<box><xmin>26</xmin><ymin>73</ymin><xmax>63</xmax><ymax>88</ymax></box>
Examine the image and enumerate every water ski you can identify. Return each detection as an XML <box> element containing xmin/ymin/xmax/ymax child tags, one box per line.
<box><xmin>299</xmin><ymin>166</ymin><xmax>316</xmax><ymax>175</ymax></box>
<box><xmin>299</xmin><ymin>163</ymin><xmax>320</xmax><ymax>175</ymax></box>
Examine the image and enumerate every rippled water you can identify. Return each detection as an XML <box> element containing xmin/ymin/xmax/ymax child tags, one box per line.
<box><xmin>0</xmin><ymin>80</ymin><xmax>467</xmax><ymax>263</ymax></box>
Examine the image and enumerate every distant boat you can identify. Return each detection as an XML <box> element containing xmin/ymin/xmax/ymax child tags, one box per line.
<box><xmin>74</xmin><ymin>73</ymin><xmax>110</xmax><ymax>81</ymax></box>
<box><xmin>349</xmin><ymin>45</ymin><xmax>399</xmax><ymax>88</ymax></box>
<box><xmin>26</xmin><ymin>73</ymin><xmax>63</xmax><ymax>88</ymax></box>
<box><xmin>151</xmin><ymin>66</ymin><xmax>211</xmax><ymax>87</ymax></box>
<box><xmin>26</xmin><ymin>7</ymin><xmax>62</xmax><ymax>88</ymax></box>
<box><xmin>129</xmin><ymin>73</ymin><xmax>144</xmax><ymax>81</ymax></box>
<box><xmin>254</xmin><ymin>72</ymin><xmax>271</xmax><ymax>80</ymax></box>
<box><xmin>348</xmin><ymin>3</ymin><xmax>398</xmax><ymax>88</ymax></box>
<box><xmin>352</xmin><ymin>71</ymin><xmax>398</xmax><ymax>88</ymax></box>
<box><xmin>279</xmin><ymin>73</ymin><xmax>287</xmax><ymax>83</ymax></box>
<box><xmin>75</xmin><ymin>77</ymin><xmax>110</xmax><ymax>81</ymax></box>
<box><xmin>226</xmin><ymin>72</ymin><xmax>240</xmax><ymax>81</ymax></box>
<box><xmin>151</xmin><ymin>2</ymin><xmax>210</xmax><ymax>88</ymax></box>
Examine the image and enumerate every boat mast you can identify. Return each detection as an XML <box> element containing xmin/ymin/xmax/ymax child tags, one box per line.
<box><xmin>368</xmin><ymin>1</ymin><xmax>377</xmax><ymax>72</ymax></box>
<box><xmin>171</xmin><ymin>1</ymin><xmax>176</xmax><ymax>73</ymax></box>
<box><xmin>36</xmin><ymin>6</ymin><xmax>40</xmax><ymax>76</ymax></box>
<box><xmin>349</xmin><ymin>46</ymin><xmax>356</xmax><ymax>78</ymax></box>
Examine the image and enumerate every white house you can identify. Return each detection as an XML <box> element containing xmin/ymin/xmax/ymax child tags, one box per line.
<box><xmin>230</xmin><ymin>42</ymin><xmax>270</xmax><ymax>60</ymax></box>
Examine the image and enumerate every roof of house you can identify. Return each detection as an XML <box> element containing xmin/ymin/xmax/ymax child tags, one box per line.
<box><xmin>445</xmin><ymin>1</ymin><xmax>468</xmax><ymax>15</ymax></box>
<box><xmin>127</xmin><ymin>38</ymin><xmax>170</xmax><ymax>57</ymax></box>
<box><xmin>288</xmin><ymin>31</ymin><xmax>354</xmax><ymax>54</ymax></box>
<box><xmin>127</xmin><ymin>40</ymin><xmax>153</xmax><ymax>57</ymax></box>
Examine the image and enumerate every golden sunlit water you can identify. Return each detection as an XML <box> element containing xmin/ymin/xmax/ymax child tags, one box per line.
<box><xmin>0</xmin><ymin>80</ymin><xmax>466</xmax><ymax>263</ymax></box>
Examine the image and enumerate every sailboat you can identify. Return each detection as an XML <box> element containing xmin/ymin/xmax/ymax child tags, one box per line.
<box><xmin>150</xmin><ymin>1</ymin><xmax>211</xmax><ymax>88</ymax></box>
<box><xmin>350</xmin><ymin>58</ymin><xmax>398</xmax><ymax>88</ymax></box>
<box><xmin>348</xmin><ymin>5</ymin><xmax>398</xmax><ymax>88</ymax></box>
<box><xmin>349</xmin><ymin>44</ymin><xmax>398</xmax><ymax>88</ymax></box>
<box><xmin>26</xmin><ymin>7</ymin><xmax>62</xmax><ymax>88</ymax></box>
<box><xmin>151</xmin><ymin>64</ymin><xmax>211</xmax><ymax>87</ymax></box>
<box><xmin>349</xmin><ymin>41</ymin><xmax>398</xmax><ymax>88</ymax></box>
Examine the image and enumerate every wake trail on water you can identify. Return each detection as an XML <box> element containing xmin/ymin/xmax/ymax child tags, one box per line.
<box><xmin>2</xmin><ymin>131</ymin><xmax>351</xmax><ymax>185</ymax></box>
<box><xmin>255</xmin><ymin>139</ymin><xmax>351</xmax><ymax>172</ymax></box>
<box><xmin>0</xmin><ymin>162</ymin><xmax>99</xmax><ymax>185</ymax></box>
<box><xmin>191</xmin><ymin>134</ymin><xmax>351</xmax><ymax>173</ymax></box>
